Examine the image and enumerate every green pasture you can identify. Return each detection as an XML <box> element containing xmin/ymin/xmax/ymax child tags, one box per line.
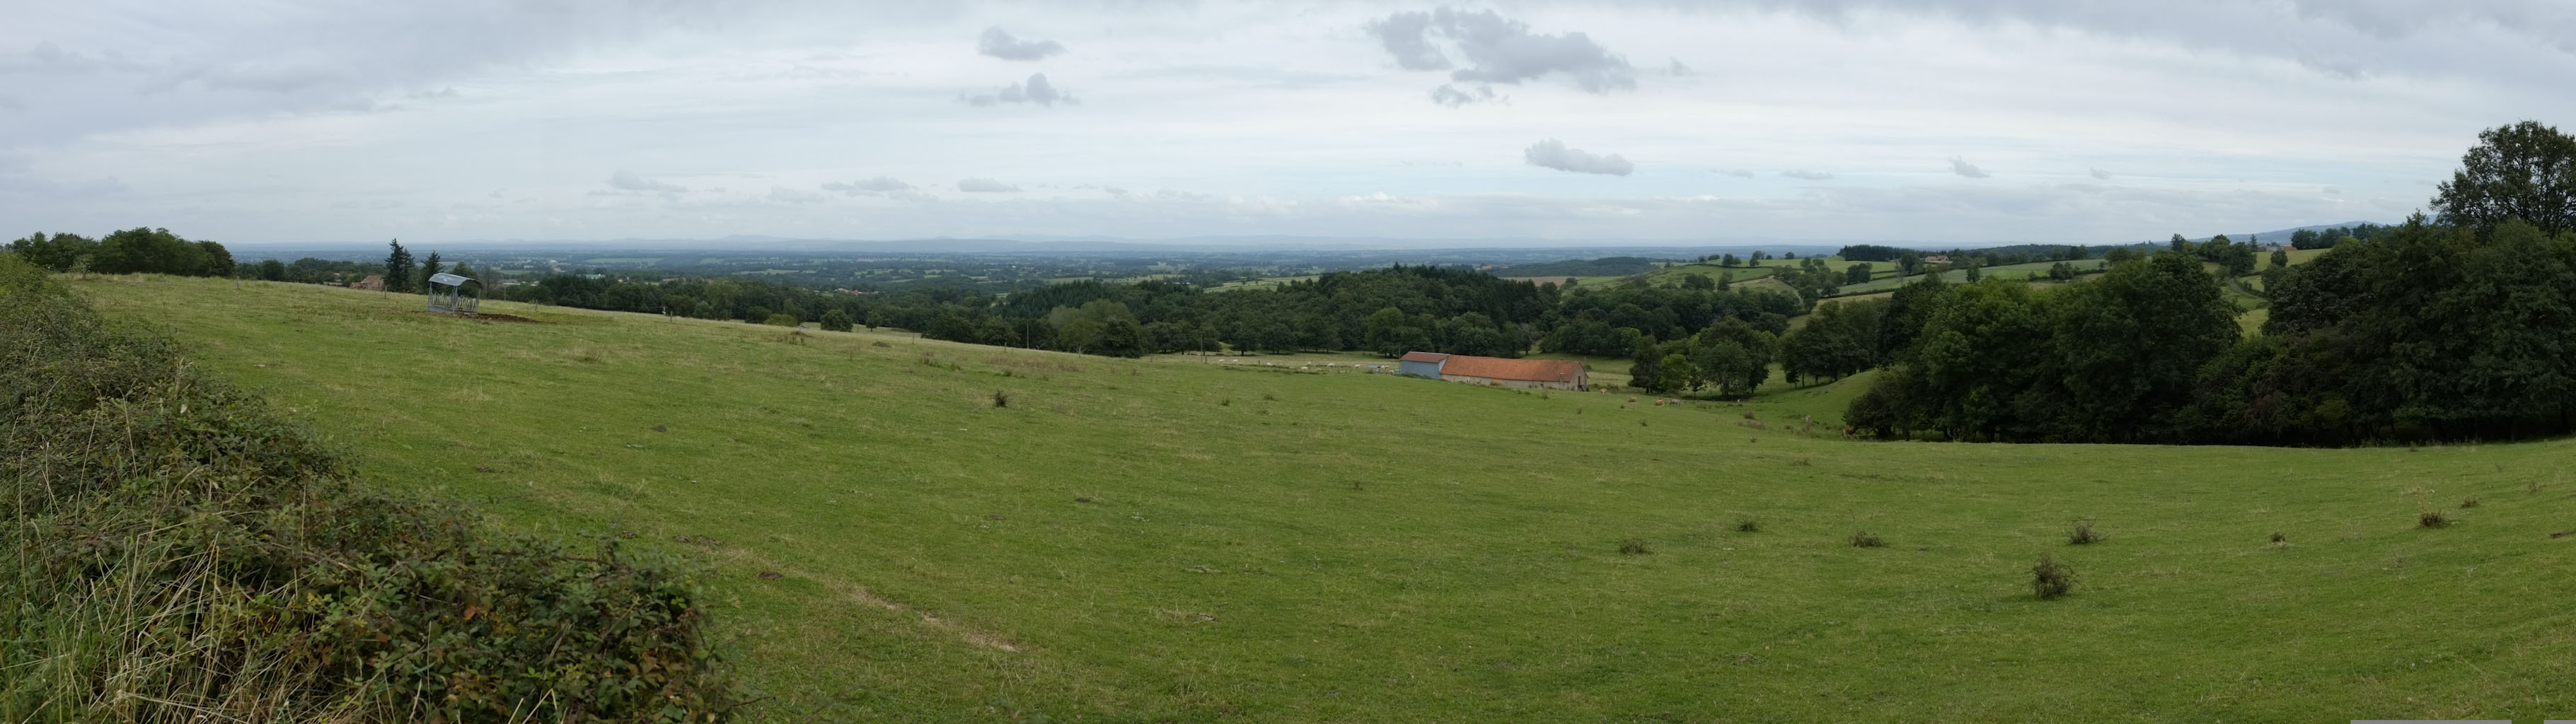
<box><xmin>70</xmin><ymin>274</ymin><xmax>2576</xmax><ymax>723</ymax></box>
<box><xmin>1208</xmin><ymin>275</ymin><xmax>1319</xmax><ymax>292</ymax></box>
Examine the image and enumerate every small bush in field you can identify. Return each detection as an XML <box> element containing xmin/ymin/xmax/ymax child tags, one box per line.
<box><xmin>2067</xmin><ymin>520</ymin><xmax>2104</xmax><ymax>545</ymax></box>
<box><xmin>2031</xmin><ymin>554</ymin><xmax>2074</xmax><ymax>600</ymax></box>
<box><xmin>1849</xmin><ymin>531</ymin><xmax>1885</xmax><ymax>548</ymax></box>
<box><xmin>1618</xmin><ymin>538</ymin><xmax>1651</xmax><ymax>555</ymax></box>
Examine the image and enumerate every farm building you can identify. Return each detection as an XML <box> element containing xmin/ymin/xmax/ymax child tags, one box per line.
<box><xmin>349</xmin><ymin>274</ymin><xmax>386</xmax><ymax>291</ymax></box>
<box><xmin>1397</xmin><ymin>351</ymin><xmax>1588</xmax><ymax>391</ymax></box>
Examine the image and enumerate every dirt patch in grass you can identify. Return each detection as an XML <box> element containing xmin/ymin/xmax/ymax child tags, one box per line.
<box><xmin>841</xmin><ymin>585</ymin><xmax>1025</xmax><ymax>653</ymax></box>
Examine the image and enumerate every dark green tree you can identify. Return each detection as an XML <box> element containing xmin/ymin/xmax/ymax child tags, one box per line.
<box><xmin>417</xmin><ymin>251</ymin><xmax>442</xmax><ymax>293</ymax></box>
<box><xmin>2046</xmin><ymin>251</ymin><xmax>2239</xmax><ymax>440</ymax></box>
<box><xmin>383</xmin><ymin>240</ymin><xmax>415</xmax><ymax>293</ymax></box>
<box><xmin>2432</xmin><ymin>119</ymin><xmax>2576</xmax><ymax>234</ymax></box>
<box><xmin>1627</xmin><ymin>337</ymin><xmax>1666</xmax><ymax>393</ymax></box>
<box><xmin>819</xmin><ymin>308</ymin><xmax>854</xmax><ymax>332</ymax></box>
<box><xmin>6</xmin><ymin>232</ymin><xmax>99</xmax><ymax>272</ymax></box>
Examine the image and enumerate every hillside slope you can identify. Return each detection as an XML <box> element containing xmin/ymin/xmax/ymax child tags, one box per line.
<box><xmin>76</xmin><ymin>274</ymin><xmax>2576</xmax><ymax>723</ymax></box>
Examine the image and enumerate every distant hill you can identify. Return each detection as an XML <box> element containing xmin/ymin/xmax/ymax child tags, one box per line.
<box><xmin>1495</xmin><ymin>257</ymin><xmax>1668</xmax><ymax>277</ymax></box>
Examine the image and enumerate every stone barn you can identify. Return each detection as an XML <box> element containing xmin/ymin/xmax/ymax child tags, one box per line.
<box><xmin>1396</xmin><ymin>351</ymin><xmax>1588</xmax><ymax>391</ymax></box>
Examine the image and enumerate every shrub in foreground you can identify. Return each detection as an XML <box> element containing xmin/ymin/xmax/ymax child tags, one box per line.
<box><xmin>0</xmin><ymin>256</ymin><xmax>738</xmax><ymax>721</ymax></box>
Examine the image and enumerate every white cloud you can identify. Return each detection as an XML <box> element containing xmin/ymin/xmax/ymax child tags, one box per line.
<box><xmin>2090</xmin><ymin>168</ymin><xmax>2115</xmax><ymax>180</ymax></box>
<box><xmin>958</xmin><ymin>177</ymin><xmax>1021</xmax><ymax>192</ymax></box>
<box><xmin>1783</xmin><ymin>170</ymin><xmax>1836</xmax><ymax>181</ymax></box>
<box><xmin>822</xmin><ymin>176</ymin><xmax>913</xmax><ymax>194</ymax></box>
<box><xmin>961</xmin><ymin>72</ymin><xmax>1074</xmax><ymax>107</ymax></box>
<box><xmin>1949</xmin><ymin>156</ymin><xmax>1992</xmax><ymax>179</ymax></box>
<box><xmin>608</xmin><ymin>171</ymin><xmax>686</xmax><ymax>193</ymax></box>
<box><xmin>978</xmin><ymin>27</ymin><xmax>1065</xmax><ymax>62</ymax></box>
<box><xmin>1368</xmin><ymin>7</ymin><xmax>1639</xmax><ymax>101</ymax></box>
<box><xmin>1427</xmin><ymin>83</ymin><xmax>1497</xmax><ymax>107</ymax></box>
<box><xmin>1523</xmin><ymin>139</ymin><xmax>1634</xmax><ymax>176</ymax></box>
<box><xmin>767</xmin><ymin>185</ymin><xmax>824</xmax><ymax>204</ymax></box>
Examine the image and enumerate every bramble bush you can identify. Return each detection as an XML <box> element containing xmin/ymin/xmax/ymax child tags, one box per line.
<box><xmin>0</xmin><ymin>256</ymin><xmax>739</xmax><ymax>723</ymax></box>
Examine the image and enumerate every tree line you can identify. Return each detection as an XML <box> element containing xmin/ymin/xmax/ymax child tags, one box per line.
<box><xmin>6</xmin><ymin>228</ymin><xmax>236</xmax><ymax>277</ymax></box>
<box><xmin>1821</xmin><ymin>120</ymin><xmax>2576</xmax><ymax>444</ymax></box>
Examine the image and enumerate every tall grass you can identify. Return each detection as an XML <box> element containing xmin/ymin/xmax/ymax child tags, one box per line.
<box><xmin>0</xmin><ymin>256</ymin><xmax>737</xmax><ymax>722</ymax></box>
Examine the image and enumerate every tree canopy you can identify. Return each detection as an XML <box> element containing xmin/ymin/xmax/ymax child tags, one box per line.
<box><xmin>2432</xmin><ymin>119</ymin><xmax>2576</xmax><ymax>235</ymax></box>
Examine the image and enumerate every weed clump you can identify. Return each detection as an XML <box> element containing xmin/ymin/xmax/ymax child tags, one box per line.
<box><xmin>2270</xmin><ymin>531</ymin><xmax>2287</xmax><ymax>544</ymax></box>
<box><xmin>2067</xmin><ymin>520</ymin><xmax>2104</xmax><ymax>545</ymax></box>
<box><xmin>2418</xmin><ymin>510</ymin><xmax>2451</xmax><ymax>528</ymax></box>
<box><xmin>2459</xmin><ymin>496</ymin><xmax>2480</xmax><ymax>508</ymax></box>
<box><xmin>1735</xmin><ymin>518</ymin><xmax>1762</xmax><ymax>533</ymax></box>
<box><xmin>1618</xmin><ymin>538</ymin><xmax>1652</xmax><ymax>555</ymax></box>
<box><xmin>992</xmin><ymin>390</ymin><xmax>1012</xmax><ymax>408</ymax></box>
<box><xmin>2031</xmin><ymin>554</ymin><xmax>2075</xmax><ymax>600</ymax></box>
<box><xmin>1849</xmin><ymin>531</ymin><xmax>1886</xmax><ymax>548</ymax></box>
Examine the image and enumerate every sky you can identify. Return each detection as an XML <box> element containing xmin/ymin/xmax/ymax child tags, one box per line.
<box><xmin>4</xmin><ymin>1</ymin><xmax>2573</xmax><ymax>247</ymax></box>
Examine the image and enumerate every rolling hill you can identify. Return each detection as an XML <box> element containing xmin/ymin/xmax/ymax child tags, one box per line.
<box><xmin>66</xmin><ymin>274</ymin><xmax>2576</xmax><ymax>723</ymax></box>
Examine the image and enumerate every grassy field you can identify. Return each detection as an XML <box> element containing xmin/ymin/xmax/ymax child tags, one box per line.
<box><xmin>1825</xmin><ymin>260</ymin><xmax>2091</xmax><ymax>296</ymax></box>
<box><xmin>73</xmin><ymin>274</ymin><xmax>2576</xmax><ymax>723</ymax></box>
<box><xmin>1208</xmin><ymin>275</ymin><xmax>1319</xmax><ymax>292</ymax></box>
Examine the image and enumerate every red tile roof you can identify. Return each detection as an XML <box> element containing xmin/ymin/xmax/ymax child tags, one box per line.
<box><xmin>1399</xmin><ymin>351</ymin><xmax>1450</xmax><ymax>363</ymax></box>
<box><xmin>1435</xmin><ymin>355</ymin><xmax>1583</xmax><ymax>383</ymax></box>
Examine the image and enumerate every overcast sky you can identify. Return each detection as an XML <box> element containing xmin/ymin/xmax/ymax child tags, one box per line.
<box><xmin>4</xmin><ymin>1</ymin><xmax>2572</xmax><ymax>246</ymax></box>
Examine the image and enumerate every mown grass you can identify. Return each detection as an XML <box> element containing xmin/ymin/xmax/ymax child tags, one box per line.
<box><xmin>76</xmin><ymin>274</ymin><xmax>2576</xmax><ymax>723</ymax></box>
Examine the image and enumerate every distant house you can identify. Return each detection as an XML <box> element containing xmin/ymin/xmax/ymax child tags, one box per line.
<box><xmin>1922</xmin><ymin>255</ymin><xmax>1949</xmax><ymax>264</ymax></box>
<box><xmin>350</xmin><ymin>274</ymin><xmax>386</xmax><ymax>291</ymax></box>
<box><xmin>1397</xmin><ymin>351</ymin><xmax>1588</xmax><ymax>391</ymax></box>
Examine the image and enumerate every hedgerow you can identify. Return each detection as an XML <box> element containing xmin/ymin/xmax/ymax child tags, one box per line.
<box><xmin>0</xmin><ymin>256</ymin><xmax>737</xmax><ymax>722</ymax></box>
